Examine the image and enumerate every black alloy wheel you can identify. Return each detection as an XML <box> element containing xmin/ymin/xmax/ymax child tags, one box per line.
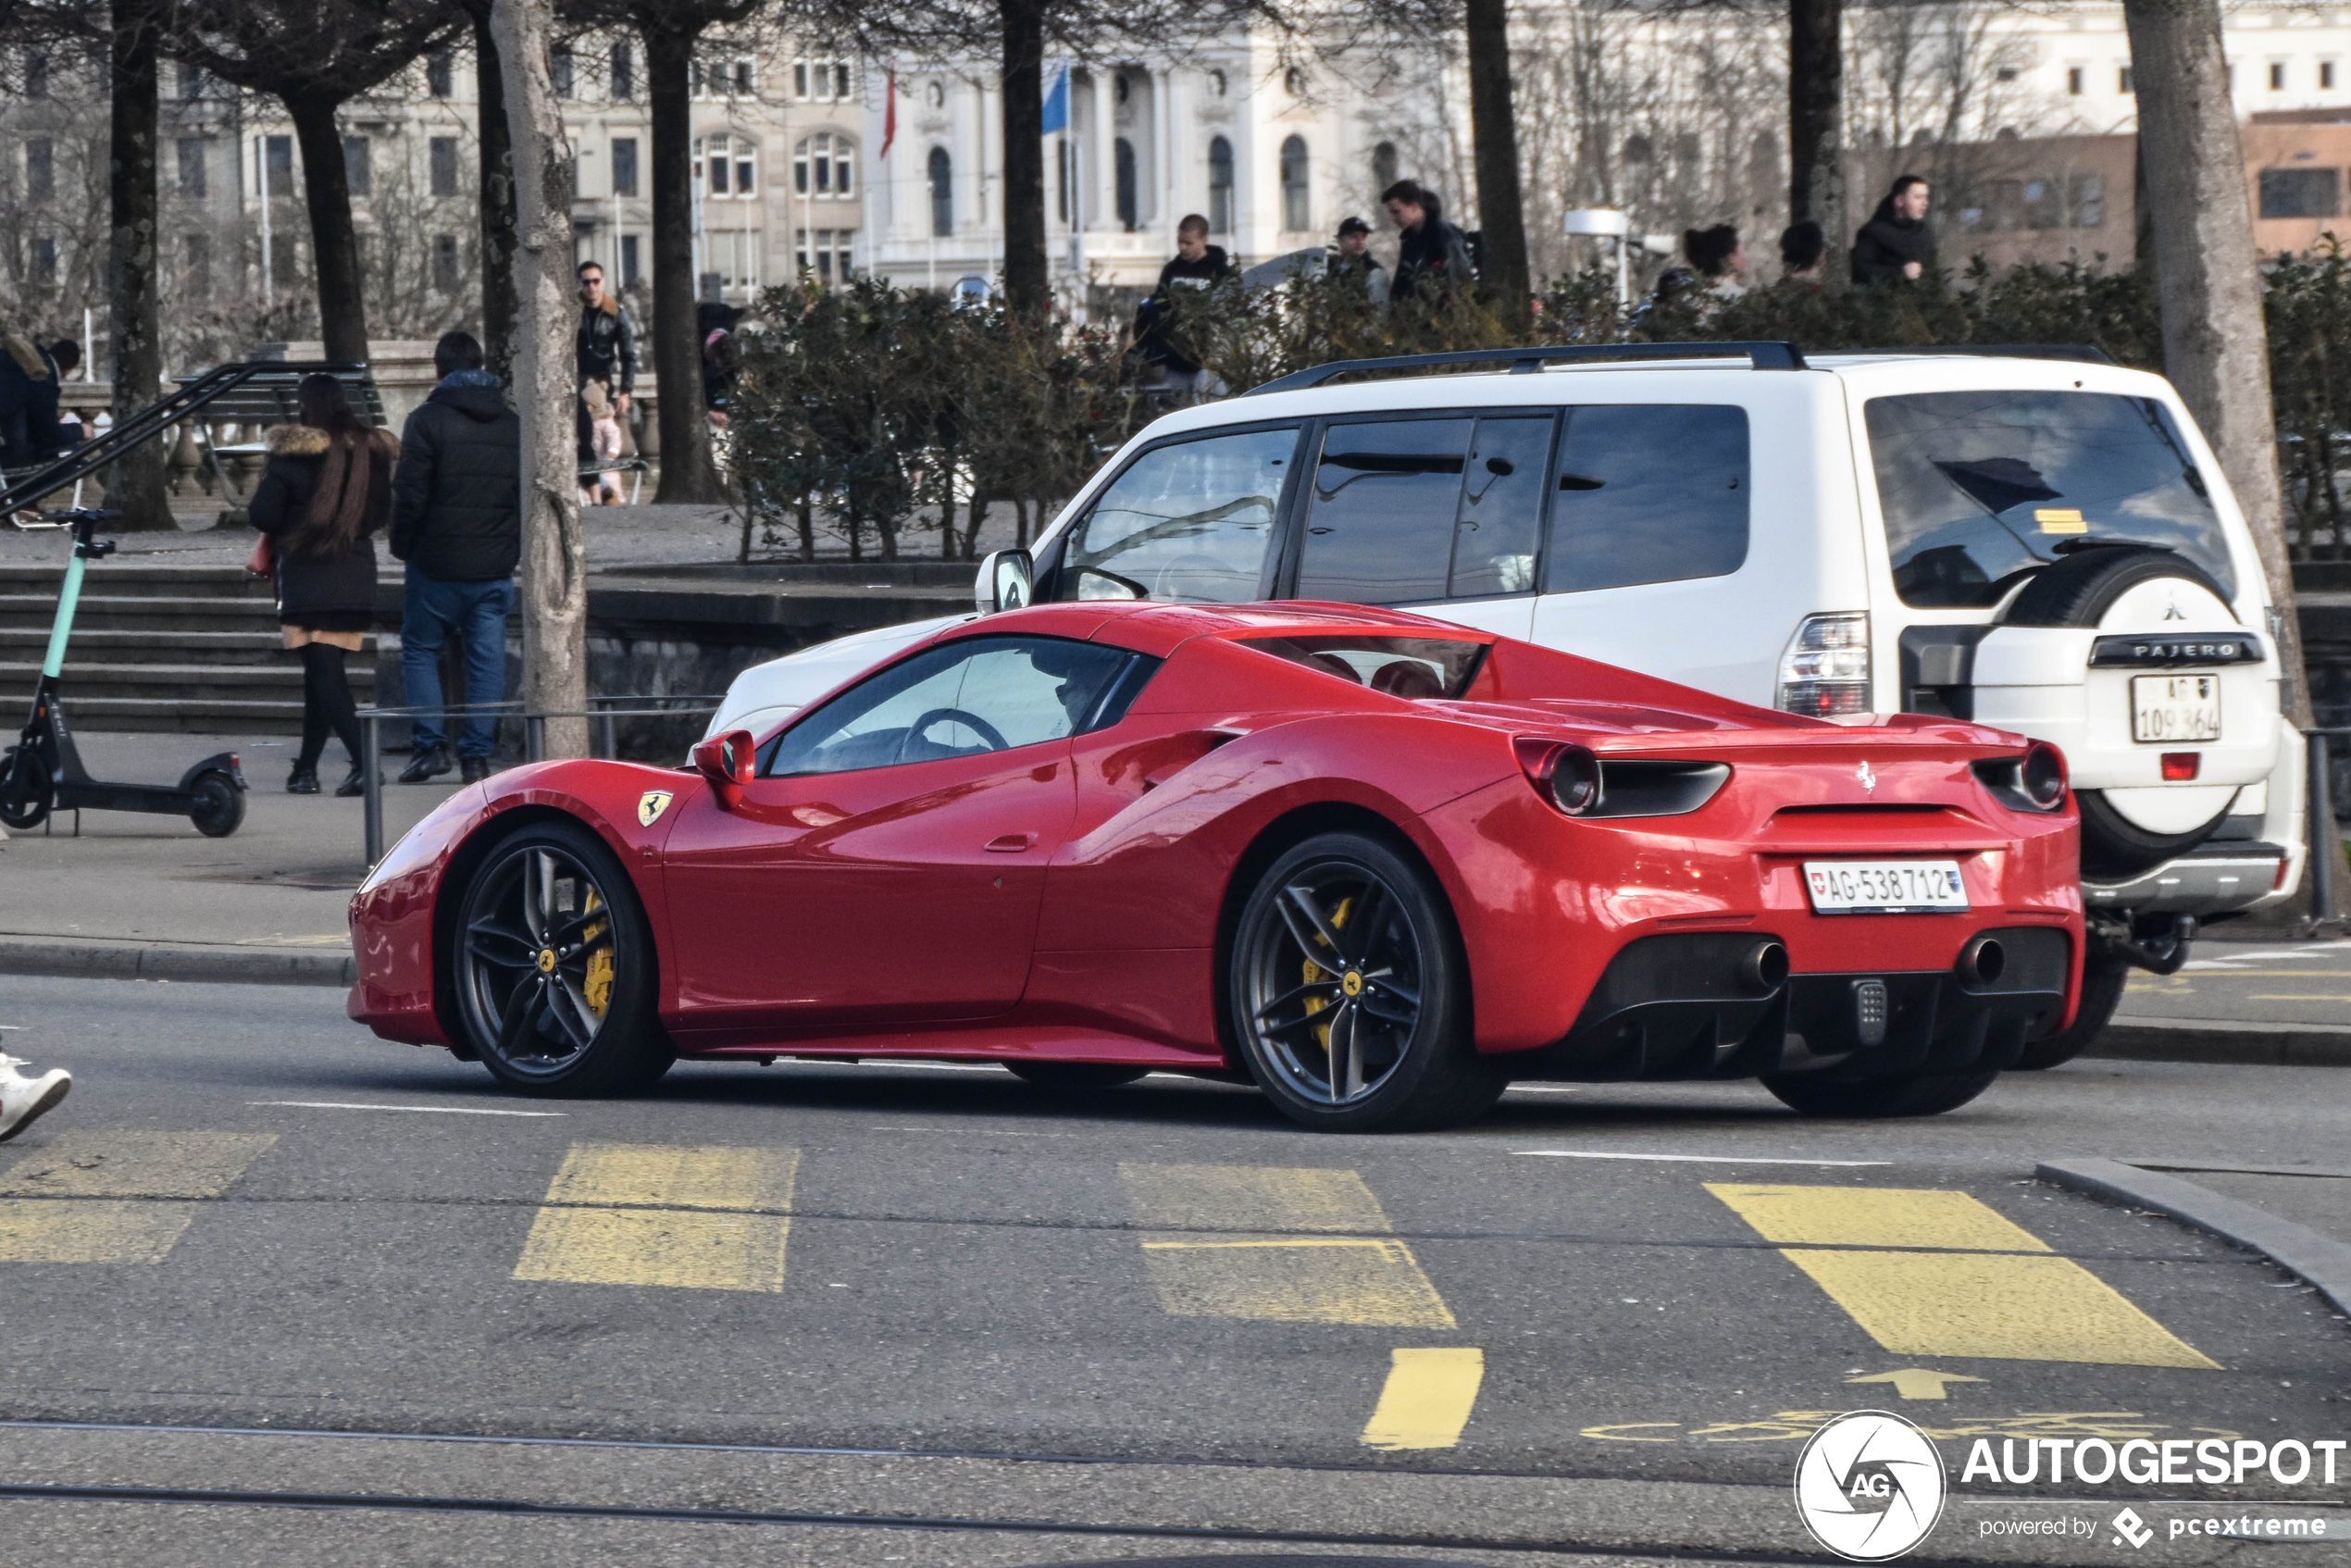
<box><xmin>1229</xmin><ymin>831</ymin><xmax>1503</xmax><ymax>1132</ymax></box>
<box><xmin>453</xmin><ymin>820</ymin><xmax>671</xmax><ymax>1095</ymax></box>
<box><xmin>2011</xmin><ymin>952</ymin><xmax>2130</xmax><ymax>1070</ymax></box>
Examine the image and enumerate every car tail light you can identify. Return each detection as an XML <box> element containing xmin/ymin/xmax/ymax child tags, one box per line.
<box><xmin>2160</xmin><ymin>752</ymin><xmax>2201</xmax><ymax>782</ymax></box>
<box><xmin>1776</xmin><ymin>613</ymin><xmax>1872</xmax><ymax>717</ymax></box>
<box><xmin>2021</xmin><ymin>742</ymin><xmax>2068</xmax><ymax>808</ymax></box>
<box><xmin>1513</xmin><ymin>737</ymin><xmax>1600</xmax><ymax>815</ymax></box>
<box><xmin>2276</xmin><ymin>857</ymin><xmax>2294</xmax><ymax>891</ymax></box>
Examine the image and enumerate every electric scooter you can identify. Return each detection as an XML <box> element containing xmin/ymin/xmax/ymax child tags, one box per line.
<box><xmin>0</xmin><ymin>508</ymin><xmax>247</xmax><ymax>837</ymax></box>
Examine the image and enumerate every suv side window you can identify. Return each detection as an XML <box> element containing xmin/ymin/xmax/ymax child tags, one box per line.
<box><xmin>1450</xmin><ymin>416</ymin><xmax>1556</xmax><ymax>598</ymax></box>
<box><xmin>1298</xmin><ymin>417</ymin><xmax>1474</xmax><ymax>604</ymax></box>
<box><xmin>1055</xmin><ymin>426</ymin><xmax>1297</xmax><ymax>603</ymax></box>
<box><xmin>1543</xmin><ymin>405</ymin><xmax>1749</xmax><ymax>593</ymax></box>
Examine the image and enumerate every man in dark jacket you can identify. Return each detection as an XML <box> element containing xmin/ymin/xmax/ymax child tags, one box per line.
<box><xmin>0</xmin><ymin>335</ymin><xmax>71</xmax><ymax>472</ymax></box>
<box><xmin>1327</xmin><ymin>216</ymin><xmax>1391</xmax><ymax>305</ymax></box>
<box><xmin>1382</xmin><ymin>180</ymin><xmax>1476</xmax><ymax>302</ymax></box>
<box><xmin>1132</xmin><ymin>214</ymin><xmax>1234</xmax><ymax>400</ymax></box>
<box><xmin>576</xmin><ymin>261</ymin><xmax>636</xmax><ymax>408</ymax></box>
<box><xmin>390</xmin><ymin>330</ymin><xmax>521</xmax><ymax>785</ymax></box>
<box><xmin>1851</xmin><ymin>176</ymin><xmax>1936</xmax><ymax>284</ymax></box>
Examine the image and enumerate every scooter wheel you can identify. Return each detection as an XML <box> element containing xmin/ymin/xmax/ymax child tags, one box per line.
<box><xmin>189</xmin><ymin>770</ymin><xmax>244</xmax><ymax>838</ymax></box>
<box><xmin>0</xmin><ymin>745</ymin><xmax>50</xmax><ymax>831</ymax></box>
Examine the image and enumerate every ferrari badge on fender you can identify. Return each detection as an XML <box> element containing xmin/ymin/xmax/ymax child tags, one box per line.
<box><xmin>638</xmin><ymin>790</ymin><xmax>674</xmax><ymax>827</ymax></box>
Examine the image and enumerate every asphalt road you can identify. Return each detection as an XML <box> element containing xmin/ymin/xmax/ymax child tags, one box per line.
<box><xmin>2</xmin><ymin>977</ymin><xmax>2348</xmax><ymax>1567</ymax></box>
<box><xmin>2121</xmin><ymin>938</ymin><xmax>2351</xmax><ymax>1032</ymax></box>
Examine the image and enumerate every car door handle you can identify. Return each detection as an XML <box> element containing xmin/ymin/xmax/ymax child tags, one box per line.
<box><xmin>985</xmin><ymin>833</ymin><xmax>1037</xmax><ymax>852</ymax></box>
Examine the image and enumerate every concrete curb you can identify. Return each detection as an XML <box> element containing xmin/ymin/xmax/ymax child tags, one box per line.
<box><xmin>2036</xmin><ymin>1157</ymin><xmax>2351</xmax><ymax>1320</ymax></box>
<box><xmin>2091</xmin><ymin>1017</ymin><xmax>2351</xmax><ymax>1067</ymax></box>
<box><xmin>0</xmin><ymin>936</ymin><xmax>353</xmax><ymax>988</ymax></box>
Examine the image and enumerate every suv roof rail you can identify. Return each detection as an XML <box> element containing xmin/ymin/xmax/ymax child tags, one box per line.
<box><xmin>1818</xmin><ymin>343</ymin><xmax>2117</xmax><ymax>366</ymax></box>
<box><xmin>1243</xmin><ymin>341</ymin><xmax>1808</xmax><ymax>396</ymax></box>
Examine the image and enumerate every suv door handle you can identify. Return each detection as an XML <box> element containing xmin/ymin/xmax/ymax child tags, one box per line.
<box><xmin>984</xmin><ymin>833</ymin><xmax>1036</xmax><ymax>852</ymax></box>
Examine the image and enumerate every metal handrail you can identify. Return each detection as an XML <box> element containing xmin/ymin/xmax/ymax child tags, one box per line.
<box><xmin>358</xmin><ymin>696</ymin><xmax>723</xmax><ymax>866</ymax></box>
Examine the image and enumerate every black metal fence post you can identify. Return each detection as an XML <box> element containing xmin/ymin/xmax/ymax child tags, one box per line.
<box><xmin>362</xmin><ymin>710</ymin><xmax>384</xmax><ymax>868</ymax></box>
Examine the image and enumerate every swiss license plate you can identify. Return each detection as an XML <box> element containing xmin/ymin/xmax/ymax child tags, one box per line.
<box><xmin>1802</xmin><ymin>859</ymin><xmax>1971</xmax><ymax>915</ymax></box>
<box><xmin>2132</xmin><ymin>675</ymin><xmax>2221</xmax><ymax>743</ymax></box>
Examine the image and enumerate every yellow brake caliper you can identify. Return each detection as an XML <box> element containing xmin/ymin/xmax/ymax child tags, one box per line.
<box><xmin>1301</xmin><ymin>896</ymin><xmax>1353</xmax><ymax>1052</ymax></box>
<box><xmin>580</xmin><ymin>888</ymin><xmax>613</xmax><ymax>1016</ymax></box>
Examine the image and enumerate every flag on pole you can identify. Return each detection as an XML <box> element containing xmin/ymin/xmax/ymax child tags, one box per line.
<box><xmin>1040</xmin><ymin>60</ymin><xmax>1069</xmax><ymax>135</ymax></box>
<box><xmin>880</xmin><ymin>68</ymin><xmax>897</xmax><ymax>159</ymax></box>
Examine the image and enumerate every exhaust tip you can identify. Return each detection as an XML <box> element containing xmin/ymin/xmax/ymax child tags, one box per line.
<box><xmin>1741</xmin><ymin>939</ymin><xmax>1790</xmax><ymax>992</ymax></box>
<box><xmin>1959</xmin><ymin>935</ymin><xmax>2007</xmax><ymax>987</ymax></box>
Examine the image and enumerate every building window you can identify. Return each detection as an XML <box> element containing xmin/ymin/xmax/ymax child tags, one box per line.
<box><xmin>429</xmin><ymin>137</ymin><xmax>458</xmax><ymax>198</ymax></box>
<box><xmin>1996</xmin><ymin>66</ymin><xmax>2017</xmax><ymax>82</ymax></box>
<box><xmin>2326</xmin><ymin>60</ymin><xmax>2340</xmax><ymax>91</ymax></box>
<box><xmin>611</xmin><ymin>40</ymin><xmax>634</xmax><ymax>101</ymax></box>
<box><xmin>1206</xmin><ymin>68</ymin><xmax>1227</xmax><ymax>98</ymax></box>
<box><xmin>180</xmin><ymin>62</ymin><xmax>205</xmax><ymax>99</ymax></box>
<box><xmin>2119</xmin><ymin>65</ymin><xmax>2133</xmax><ymax>93</ymax></box>
<box><xmin>1373</xmin><ymin>141</ymin><xmax>1399</xmax><ymax>193</ymax></box>
<box><xmin>25</xmin><ymin>138</ymin><xmax>53</xmax><ymax>201</ymax></box>
<box><xmin>25</xmin><ymin>51</ymin><xmax>47</xmax><ymax>99</ymax></box>
<box><xmin>703</xmin><ymin>56</ymin><xmax>753</xmax><ymax>97</ymax></box>
<box><xmin>928</xmin><ymin>147</ymin><xmax>952</xmax><ymax>235</ymax></box>
<box><xmin>1279</xmin><ymin>135</ymin><xmax>1309</xmax><ymax>231</ymax></box>
<box><xmin>2067</xmin><ymin>65</ymin><xmax>2084</xmax><ymax>95</ymax></box>
<box><xmin>552</xmin><ymin>44</ymin><xmax>574</xmax><ymax>99</ymax></box>
<box><xmin>343</xmin><ymin>137</ymin><xmax>370</xmax><ymax>197</ymax></box>
<box><xmin>1284</xmin><ymin>66</ymin><xmax>1307</xmax><ymax>96</ymax></box>
<box><xmin>31</xmin><ymin>235</ymin><xmax>56</xmax><ymax>283</ymax></box>
<box><xmin>2071</xmin><ymin>172</ymin><xmax>2106</xmax><ymax>228</ymax></box>
<box><xmin>2270</xmin><ymin>60</ymin><xmax>2288</xmax><ymax>91</ymax></box>
<box><xmin>1114</xmin><ymin>137</ymin><xmax>1138</xmax><ymax>230</ymax></box>
<box><xmin>795</xmin><ymin>59</ymin><xmax>852</xmax><ymax>101</ymax></box>
<box><xmin>433</xmin><ymin>234</ymin><xmax>459</xmax><ymax>293</ymax></box>
<box><xmin>708</xmin><ymin>228</ymin><xmax>762</xmax><ymax>292</ymax></box>
<box><xmin>795</xmin><ymin>227</ymin><xmax>853</xmax><ymax>283</ymax></box>
<box><xmin>620</xmin><ymin>233</ymin><xmax>640</xmax><ymax>288</ymax></box>
<box><xmin>793</xmin><ymin>132</ymin><xmax>852</xmax><ymax>198</ymax></box>
<box><xmin>1208</xmin><ymin>135</ymin><xmax>1234</xmax><ymax>234</ymax></box>
<box><xmin>426</xmin><ymin>47</ymin><xmax>454</xmax><ymax>98</ymax></box>
<box><xmin>2259</xmin><ymin>166</ymin><xmax>2341</xmax><ymax>218</ymax></box>
<box><xmin>926</xmin><ymin>79</ymin><xmax>945</xmax><ymax>109</ymax></box>
<box><xmin>611</xmin><ymin>137</ymin><xmax>638</xmax><ymax>198</ymax></box>
<box><xmin>698</xmin><ymin>135</ymin><xmax>757</xmax><ymax>197</ymax></box>
<box><xmin>177</xmin><ymin>138</ymin><xmax>206</xmax><ymax>199</ymax></box>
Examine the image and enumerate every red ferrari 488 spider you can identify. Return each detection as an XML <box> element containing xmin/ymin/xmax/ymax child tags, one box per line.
<box><xmin>350</xmin><ymin>602</ymin><xmax>2083</xmax><ymax>1130</ymax></box>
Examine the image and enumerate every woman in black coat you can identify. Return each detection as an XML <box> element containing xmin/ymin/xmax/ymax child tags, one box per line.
<box><xmin>248</xmin><ymin>375</ymin><xmax>398</xmax><ymax>796</ymax></box>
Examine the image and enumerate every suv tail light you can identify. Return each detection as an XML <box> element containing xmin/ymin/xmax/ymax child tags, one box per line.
<box><xmin>1776</xmin><ymin>613</ymin><xmax>1872</xmax><ymax>717</ymax></box>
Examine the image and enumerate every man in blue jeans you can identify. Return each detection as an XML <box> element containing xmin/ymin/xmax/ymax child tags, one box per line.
<box><xmin>389</xmin><ymin>331</ymin><xmax>522</xmax><ymax>785</ymax></box>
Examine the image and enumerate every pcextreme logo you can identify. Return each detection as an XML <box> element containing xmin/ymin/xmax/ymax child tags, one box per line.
<box><xmin>1794</xmin><ymin>1411</ymin><xmax>1949</xmax><ymax>1562</ymax></box>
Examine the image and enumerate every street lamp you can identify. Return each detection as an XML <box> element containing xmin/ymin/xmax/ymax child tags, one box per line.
<box><xmin>1561</xmin><ymin>207</ymin><xmax>1675</xmax><ymax>308</ymax></box>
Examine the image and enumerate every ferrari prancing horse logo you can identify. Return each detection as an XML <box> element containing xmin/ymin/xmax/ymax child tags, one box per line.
<box><xmin>638</xmin><ymin>790</ymin><xmax>674</xmax><ymax>827</ymax></box>
<box><xmin>1856</xmin><ymin>761</ymin><xmax>1877</xmax><ymax>795</ymax></box>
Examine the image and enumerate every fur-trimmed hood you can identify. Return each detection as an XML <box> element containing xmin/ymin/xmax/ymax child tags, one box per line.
<box><xmin>585</xmin><ymin>292</ymin><xmax>621</xmax><ymax>317</ymax></box>
<box><xmin>267</xmin><ymin>423</ymin><xmax>399</xmax><ymax>459</ymax></box>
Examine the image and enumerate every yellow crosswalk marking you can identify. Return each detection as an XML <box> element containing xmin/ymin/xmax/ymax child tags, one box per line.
<box><xmin>1707</xmin><ymin>1183</ymin><xmax>2218</xmax><ymax>1369</ymax></box>
<box><xmin>0</xmin><ymin>1131</ymin><xmax>278</xmax><ymax>1265</ymax></box>
<box><xmin>1120</xmin><ymin>1164</ymin><xmax>1455</xmax><ymax>1327</ymax></box>
<box><xmin>515</xmin><ymin>1142</ymin><xmax>798</xmax><ymax>1292</ymax></box>
<box><xmin>1361</xmin><ymin>1348</ymin><xmax>1485</xmax><ymax>1450</ymax></box>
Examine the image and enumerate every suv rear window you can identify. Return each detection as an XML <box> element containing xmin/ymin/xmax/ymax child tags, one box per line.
<box><xmin>1866</xmin><ymin>391</ymin><xmax>2235</xmax><ymax>609</ymax></box>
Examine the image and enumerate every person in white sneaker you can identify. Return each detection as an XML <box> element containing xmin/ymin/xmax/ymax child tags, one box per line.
<box><xmin>0</xmin><ymin>1053</ymin><xmax>69</xmax><ymax>1141</ymax></box>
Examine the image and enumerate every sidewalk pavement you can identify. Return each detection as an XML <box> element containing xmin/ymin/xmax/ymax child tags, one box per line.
<box><xmin>0</xmin><ymin>730</ymin><xmax>2342</xmax><ymax>1069</ymax></box>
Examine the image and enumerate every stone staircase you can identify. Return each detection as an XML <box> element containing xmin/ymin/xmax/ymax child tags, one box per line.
<box><xmin>0</xmin><ymin>563</ymin><xmax>374</xmax><ymax>733</ymax></box>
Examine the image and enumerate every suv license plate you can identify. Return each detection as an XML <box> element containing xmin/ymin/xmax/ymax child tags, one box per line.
<box><xmin>2132</xmin><ymin>675</ymin><xmax>2221</xmax><ymax>743</ymax></box>
<box><xmin>1803</xmin><ymin>860</ymin><xmax>1970</xmax><ymax>915</ymax></box>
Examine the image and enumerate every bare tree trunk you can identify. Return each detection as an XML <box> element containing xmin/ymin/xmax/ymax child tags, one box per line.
<box><xmin>492</xmin><ymin>0</ymin><xmax>588</xmax><ymax>759</ymax></box>
<box><xmin>643</xmin><ymin>25</ymin><xmax>723</xmax><ymax>502</ymax></box>
<box><xmin>2125</xmin><ymin>0</ymin><xmax>2338</xmax><ymax>919</ymax></box>
<box><xmin>108</xmin><ymin>0</ymin><xmax>169</xmax><ymax>530</ymax></box>
<box><xmin>284</xmin><ymin>92</ymin><xmax>369</xmax><ymax>363</ymax></box>
<box><xmin>1000</xmin><ymin>0</ymin><xmax>1048</xmax><ymax>315</ymax></box>
<box><xmin>1789</xmin><ymin>0</ymin><xmax>1847</xmax><ymax>284</ymax></box>
<box><xmin>1462</xmin><ymin>0</ymin><xmax>1531</xmax><ymax>313</ymax></box>
<box><xmin>472</xmin><ymin>1</ymin><xmax>518</xmax><ymax>381</ymax></box>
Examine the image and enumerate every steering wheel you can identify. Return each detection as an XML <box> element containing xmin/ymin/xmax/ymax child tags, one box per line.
<box><xmin>908</xmin><ymin>706</ymin><xmax>1009</xmax><ymax>754</ymax></box>
<box><xmin>1151</xmin><ymin>553</ymin><xmax>1234</xmax><ymax>600</ymax></box>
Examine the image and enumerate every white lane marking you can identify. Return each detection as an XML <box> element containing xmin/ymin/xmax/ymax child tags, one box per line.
<box><xmin>250</xmin><ymin>1101</ymin><xmax>568</xmax><ymax>1117</ymax></box>
<box><xmin>2187</xmin><ymin>942</ymin><xmax>2351</xmax><ymax>968</ymax></box>
<box><xmin>1513</xmin><ymin>1150</ymin><xmax>1892</xmax><ymax>1166</ymax></box>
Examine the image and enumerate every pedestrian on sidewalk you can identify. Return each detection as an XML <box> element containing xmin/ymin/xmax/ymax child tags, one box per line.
<box><xmin>0</xmin><ymin>330</ymin><xmax>71</xmax><ymax>472</ymax></box>
<box><xmin>249</xmin><ymin>374</ymin><xmax>397</xmax><ymax>797</ymax></box>
<box><xmin>390</xmin><ymin>330</ymin><xmax>521</xmax><ymax>788</ymax></box>
<box><xmin>1381</xmin><ymin>180</ymin><xmax>1476</xmax><ymax>303</ymax></box>
<box><xmin>576</xmin><ymin>261</ymin><xmax>637</xmax><ymax>417</ymax></box>
<box><xmin>1131</xmin><ymin>215</ymin><xmax>1235</xmax><ymax>402</ymax></box>
<box><xmin>1852</xmin><ymin>175</ymin><xmax>1936</xmax><ymax>286</ymax></box>
<box><xmin>581</xmin><ymin>380</ymin><xmax>625</xmax><ymax>506</ymax></box>
<box><xmin>0</xmin><ymin>1049</ymin><xmax>69</xmax><ymax>1142</ymax></box>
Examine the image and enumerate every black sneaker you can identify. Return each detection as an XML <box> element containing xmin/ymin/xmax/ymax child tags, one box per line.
<box><xmin>334</xmin><ymin>766</ymin><xmax>368</xmax><ymax>798</ymax></box>
<box><xmin>398</xmin><ymin>744</ymin><xmax>454</xmax><ymax>784</ymax></box>
<box><xmin>460</xmin><ymin>756</ymin><xmax>492</xmax><ymax>785</ymax></box>
<box><xmin>286</xmin><ymin>763</ymin><xmax>319</xmax><ymax>794</ymax></box>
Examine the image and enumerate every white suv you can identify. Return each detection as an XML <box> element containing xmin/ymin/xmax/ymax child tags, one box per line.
<box><xmin>709</xmin><ymin>343</ymin><xmax>2307</xmax><ymax>1062</ymax></box>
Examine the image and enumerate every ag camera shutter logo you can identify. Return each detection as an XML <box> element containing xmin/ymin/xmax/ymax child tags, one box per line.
<box><xmin>1794</xmin><ymin>1410</ymin><xmax>1948</xmax><ymax>1561</ymax></box>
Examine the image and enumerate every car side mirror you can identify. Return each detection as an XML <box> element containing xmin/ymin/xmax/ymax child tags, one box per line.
<box><xmin>691</xmin><ymin>728</ymin><xmax>756</xmax><ymax>808</ymax></box>
<box><xmin>976</xmin><ymin>548</ymin><xmax>1034</xmax><ymax>615</ymax></box>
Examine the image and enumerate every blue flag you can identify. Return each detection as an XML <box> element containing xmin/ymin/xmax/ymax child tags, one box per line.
<box><xmin>1040</xmin><ymin>60</ymin><xmax>1069</xmax><ymax>135</ymax></box>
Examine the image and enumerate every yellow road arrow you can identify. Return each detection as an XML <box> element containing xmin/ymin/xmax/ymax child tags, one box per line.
<box><xmin>1847</xmin><ymin>1368</ymin><xmax>1985</xmax><ymax>1400</ymax></box>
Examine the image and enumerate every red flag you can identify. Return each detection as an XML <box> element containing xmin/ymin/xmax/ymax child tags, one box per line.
<box><xmin>880</xmin><ymin>68</ymin><xmax>897</xmax><ymax>160</ymax></box>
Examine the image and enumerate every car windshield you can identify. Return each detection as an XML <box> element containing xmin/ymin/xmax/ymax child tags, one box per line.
<box><xmin>1865</xmin><ymin>390</ymin><xmax>2235</xmax><ymax>609</ymax></box>
<box><xmin>1238</xmin><ymin>634</ymin><xmax>1487</xmax><ymax>699</ymax></box>
<box><xmin>1056</xmin><ymin>427</ymin><xmax>1296</xmax><ymax>603</ymax></box>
